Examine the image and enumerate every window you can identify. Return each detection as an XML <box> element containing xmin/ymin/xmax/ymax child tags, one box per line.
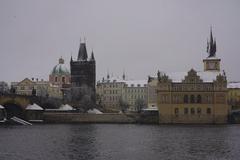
<box><xmin>184</xmin><ymin>108</ymin><xmax>188</xmax><ymax>114</ymax></box>
<box><xmin>175</xmin><ymin>108</ymin><xmax>179</xmax><ymax>115</ymax></box>
<box><xmin>190</xmin><ymin>95</ymin><xmax>195</xmax><ymax>103</ymax></box>
<box><xmin>191</xmin><ymin>108</ymin><xmax>195</xmax><ymax>114</ymax></box>
<box><xmin>207</xmin><ymin>108</ymin><xmax>211</xmax><ymax>114</ymax></box>
<box><xmin>55</xmin><ymin>77</ymin><xmax>58</xmax><ymax>82</ymax></box>
<box><xmin>62</xmin><ymin>77</ymin><xmax>65</xmax><ymax>83</ymax></box>
<box><xmin>197</xmin><ymin>108</ymin><xmax>201</xmax><ymax>114</ymax></box>
<box><xmin>184</xmin><ymin>95</ymin><xmax>188</xmax><ymax>103</ymax></box>
<box><xmin>197</xmin><ymin>95</ymin><xmax>202</xmax><ymax>103</ymax></box>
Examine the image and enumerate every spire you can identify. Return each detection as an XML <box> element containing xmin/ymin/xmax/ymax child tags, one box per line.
<box><xmin>207</xmin><ymin>27</ymin><xmax>216</xmax><ymax>57</ymax></box>
<box><xmin>90</xmin><ymin>50</ymin><xmax>95</xmax><ymax>61</ymax></box>
<box><xmin>122</xmin><ymin>70</ymin><xmax>126</xmax><ymax>80</ymax></box>
<box><xmin>77</xmin><ymin>38</ymin><xmax>88</xmax><ymax>61</ymax></box>
<box><xmin>107</xmin><ymin>70</ymin><xmax>110</xmax><ymax>79</ymax></box>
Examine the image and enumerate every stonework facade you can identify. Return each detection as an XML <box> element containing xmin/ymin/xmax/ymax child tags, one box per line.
<box><xmin>49</xmin><ymin>57</ymin><xmax>71</xmax><ymax>99</ymax></box>
<box><xmin>156</xmin><ymin>30</ymin><xmax>230</xmax><ymax>124</ymax></box>
<box><xmin>96</xmin><ymin>76</ymin><xmax>147</xmax><ymax>112</ymax></box>
<box><xmin>13</xmin><ymin>78</ymin><xmax>49</xmax><ymax>97</ymax></box>
<box><xmin>70</xmin><ymin>42</ymin><xmax>96</xmax><ymax>103</ymax></box>
<box><xmin>227</xmin><ymin>82</ymin><xmax>240</xmax><ymax>109</ymax></box>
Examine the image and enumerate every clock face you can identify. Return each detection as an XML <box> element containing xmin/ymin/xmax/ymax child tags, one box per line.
<box><xmin>208</xmin><ymin>62</ymin><xmax>215</xmax><ymax>69</ymax></box>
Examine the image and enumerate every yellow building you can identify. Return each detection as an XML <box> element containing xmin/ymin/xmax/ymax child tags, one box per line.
<box><xmin>157</xmin><ymin>29</ymin><xmax>230</xmax><ymax>124</ymax></box>
<box><xmin>13</xmin><ymin>78</ymin><xmax>49</xmax><ymax>97</ymax></box>
<box><xmin>227</xmin><ymin>82</ymin><xmax>240</xmax><ymax>109</ymax></box>
<box><xmin>147</xmin><ymin>77</ymin><xmax>158</xmax><ymax>108</ymax></box>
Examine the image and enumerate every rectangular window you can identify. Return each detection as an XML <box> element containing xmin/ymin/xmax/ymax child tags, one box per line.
<box><xmin>175</xmin><ymin>108</ymin><xmax>179</xmax><ymax>115</ymax></box>
<box><xmin>207</xmin><ymin>108</ymin><xmax>211</xmax><ymax>114</ymax></box>
<box><xmin>191</xmin><ymin>108</ymin><xmax>195</xmax><ymax>114</ymax></box>
<box><xmin>197</xmin><ymin>108</ymin><xmax>201</xmax><ymax>114</ymax></box>
<box><xmin>184</xmin><ymin>108</ymin><xmax>188</xmax><ymax>114</ymax></box>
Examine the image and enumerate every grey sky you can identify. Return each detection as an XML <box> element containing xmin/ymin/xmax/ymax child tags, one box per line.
<box><xmin>0</xmin><ymin>0</ymin><xmax>239</xmax><ymax>83</ymax></box>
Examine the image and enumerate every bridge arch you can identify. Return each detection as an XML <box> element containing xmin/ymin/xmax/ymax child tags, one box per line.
<box><xmin>3</xmin><ymin>102</ymin><xmax>24</xmax><ymax>119</ymax></box>
<box><xmin>0</xmin><ymin>95</ymin><xmax>31</xmax><ymax>119</ymax></box>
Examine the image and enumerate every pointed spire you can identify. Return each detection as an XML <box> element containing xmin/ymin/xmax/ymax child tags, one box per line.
<box><xmin>107</xmin><ymin>70</ymin><xmax>110</xmax><ymax>79</ymax></box>
<box><xmin>122</xmin><ymin>69</ymin><xmax>126</xmax><ymax>80</ymax></box>
<box><xmin>77</xmin><ymin>37</ymin><xmax>88</xmax><ymax>61</ymax></box>
<box><xmin>90</xmin><ymin>50</ymin><xmax>95</xmax><ymax>61</ymax></box>
<box><xmin>207</xmin><ymin>27</ymin><xmax>216</xmax><ymax>57</ymax></box>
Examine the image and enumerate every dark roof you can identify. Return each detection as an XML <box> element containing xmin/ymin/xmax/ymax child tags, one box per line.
<box><xmin>78</xmin><ymin>43</ymin><xmax>88</xmax><ymax>60</ymax></box>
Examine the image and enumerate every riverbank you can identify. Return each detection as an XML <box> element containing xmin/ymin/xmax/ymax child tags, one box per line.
<box><xmin>43</xmin><ymin>112</ymin><xmax>159</xmax><ymax>124</ymax></box>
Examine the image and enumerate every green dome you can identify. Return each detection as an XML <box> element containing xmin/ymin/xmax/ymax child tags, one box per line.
<box><xmin>51</xmin><ymin>58</ymin><xmax>70</xmax><ymax>75</ymax></box>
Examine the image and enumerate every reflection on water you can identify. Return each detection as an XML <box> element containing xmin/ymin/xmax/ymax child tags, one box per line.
<box><xmin>0</xmin><ymin>124</ymin><xmax>240</xmax><ymax>160</ymax></box>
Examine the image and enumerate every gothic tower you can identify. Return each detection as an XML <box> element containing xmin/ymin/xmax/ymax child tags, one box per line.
<box><xmin>70</xmin><ymin>41</ymin><xmax>96</xmax><ymax>103</ymax></box>
<box><xmin>203</xmin><ymin>28</ymin><xmax>221</xmax><ymax>71</ymax></box>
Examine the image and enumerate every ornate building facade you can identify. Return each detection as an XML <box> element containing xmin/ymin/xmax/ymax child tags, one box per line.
<box><xmin>157</xmin><ymin>29</ymin><xmax>230</xmax><ymax>124</ymax></box>
<box><xmin>70</xmin><ymin>41</ymin><xmax>96</xmax><ymax>103</ymax></box>
<box><xmin>49</xmin><ymin>57</ymin><xmax>71</xmax><ymax>99</ymax></box>
<box><xmin>96</xmin><ymin>74</ymin><xmax>147</xmax><ymax>112</ymax></box>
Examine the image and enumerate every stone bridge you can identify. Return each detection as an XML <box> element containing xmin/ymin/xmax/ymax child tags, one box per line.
<box><xmin>0</xmin><ymin>94</ymin><xmax>62</xmax><ymax>118</ymax></box>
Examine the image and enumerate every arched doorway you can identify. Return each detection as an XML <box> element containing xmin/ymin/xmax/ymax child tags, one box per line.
<box><xmin>3</xmin><ymin>103</ymin><xmax>24</xmax><ymax>119</ymax></box>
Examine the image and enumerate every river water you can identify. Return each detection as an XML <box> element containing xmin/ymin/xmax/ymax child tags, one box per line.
<box><xmin>0</xmin><ymin>124</ymin><xmax>240</xmax><ymax>160</ymax></box>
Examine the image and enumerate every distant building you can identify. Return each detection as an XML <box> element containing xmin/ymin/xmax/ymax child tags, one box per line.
<box><xmin>70</xmin><ymin>41</ymin><xmax>96</xmax><ymax>103</ymax></box>
<box><xmin>13</xmin><ymin>78</ymin><xmax>49</xmax><ymax>97</ymax></box>
<box><xmin>227</xmin><ymin>82</ymin><xmax>240</xmax><ymax>109</ymax></box>
<box><xmin>49</xmin><ymin>57</ymin><xmax>71</xmax><ymax>99</ymax></box>
<box><xmin>147</xmin><ymin>77</ymin><xmax>158</xmax><ymax>108</ymax></box>
<box><xmin>156</xmin><ymin>29</ymin><xmax>230</xmax><ymax>124</ymax></box>
<box><xmin>49</xmin><ymin>57</ymin><xmax>70</xmax><ymax>86</ymax></box>
<box><xmin>0</xmin><ymin>81</ymin><xmax>9</xmax><ymax>93</ymax></box>
<box><xmin>96</xmin><ymin>74</ymin><xmax>147</xmax><ymax>112</ymax></box>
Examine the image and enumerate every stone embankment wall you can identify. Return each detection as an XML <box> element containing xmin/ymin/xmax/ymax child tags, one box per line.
<box><xmin>43</xmin><ymin>112</ymin><xmax>159</xmax><ymax>124</ymax></box>
<box><xmin>44</xmin><ymin>112</ymin><xmax>139</xmax><ymax>123</ymax></box>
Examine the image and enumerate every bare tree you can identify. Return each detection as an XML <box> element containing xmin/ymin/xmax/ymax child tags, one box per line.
<box><xmin>119</xmin><ymin>97</ymin><xmax>129</xmax><ymax>113</ymax></box>
<box><xmin>135</xmin><ymin>98</ymin><xmax>146</xmax><ymax>112</ymax></box>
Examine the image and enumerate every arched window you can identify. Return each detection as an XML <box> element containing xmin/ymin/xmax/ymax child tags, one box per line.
<box><xmin>62</xmin><ymin>77</ymin><xmax>65</xmax><ymax>83</ymax></box>
<box><xmin>55</xmin><ymin>77</ymin><xmax>58</xmax><ymax>82</ymax></box>
<box><xmin>197</xmin><ymin>95</ymin><xmax>202</xmax><ymax>103</ymax></box>
<box><xmin>184</xmin><ymin>95</ymin><xmax>188</xmax><ymax>103</ymax></box>
<box><xmin>190</xmin><ymin>95</ymin><xmax>195</xmax><ymax>103</ymax></box>
<box><xmin>175</xmin><ymin>108</ymin><xmax>179</xmax><ymax>115</ymax></box>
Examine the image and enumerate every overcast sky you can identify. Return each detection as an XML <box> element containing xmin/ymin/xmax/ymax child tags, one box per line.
<box><xmin>0</xmin><ymin>0</ymin><xmax>240</xmax><ymax>83</ymax></box>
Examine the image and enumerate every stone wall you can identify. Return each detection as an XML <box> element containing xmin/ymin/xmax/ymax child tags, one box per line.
<box><xmin>43</xmin><ymin>112</ymin><xmax>140</xmax><ymax>123</ymax></box>
<box><xmin>43</xmin><ymin>112</ymin><xmax>159</xmax><ymax>124</ymax></box>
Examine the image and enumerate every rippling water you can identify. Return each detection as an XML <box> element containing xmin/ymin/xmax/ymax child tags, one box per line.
<box><xmin>0</xmin><ymin>124</ymin><xmax>240</xmax><ymax>160</ymax></box>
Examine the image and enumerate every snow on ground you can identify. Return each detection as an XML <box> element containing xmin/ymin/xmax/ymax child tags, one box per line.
<box><xmin>26</xmin><ymin>103</ymin><xmax>43</xmax><ymax>110</ymax></box>
<box><xmin>87</xmin><ymin>108</ymin><xmax>103</xmax><ymax>114</ymax></box>
<box><xmin>59</xmin><ymin>104</ymin><xmax>74</xmax><ymax>110</ymax></box>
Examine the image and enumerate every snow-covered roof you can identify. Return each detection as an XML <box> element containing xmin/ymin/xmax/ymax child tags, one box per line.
<box><xmin>26</xmin><ymin>103</ymin><xmax>44</xmax><ymax>110</ymax></box>
<box><xmin>124</xmin><ymin>80</ymin><xmax>147</xmax><ymax>87</ymax></box>
<box><xmin>87</xmin><ymin>108</ymin><xmax>103</xmax><ymax>114</ymax></box>
<box><xmin>228</xmin><ymin>82</ymin><xmax>240</xmax><ymax>89</ymax></box>
<box><xmin>143</xmin><ymin>107</ymin><xmax>158</xmax><ymax>111</ymax></box>
<box><xmin>59</xmin><ymin>104</ymin><xmax>74</xmax><ymax>110</ymax></box>
<box><xmin>204</xmin><ymin>56</ymin><xmax>220</xmax><ymax>60</ymax></box>
<box><xmin>0</xmin><ymin>105</ymin><xmax>5</xmax><ymax>109</ymax></box>
<box><xmin>98</xmin><ymin>76</ymin><xmax>147</xmax><ymax>87</ymax></box>
<box><xmin>161</xmin><ymin>70</ymin><xmax>224</xmax><ymax>83</ymax></box>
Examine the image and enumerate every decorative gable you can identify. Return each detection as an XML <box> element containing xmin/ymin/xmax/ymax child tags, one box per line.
<box><xmin>182</xmin><ymin>69</ymin><xmax>203</xmax><ymax>83</ymax></box>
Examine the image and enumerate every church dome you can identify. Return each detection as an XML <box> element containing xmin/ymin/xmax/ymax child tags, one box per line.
<box><xmin>51</xmin><ymin>57</ymin><xmax>70</xmax><ymax>75</ymax></box>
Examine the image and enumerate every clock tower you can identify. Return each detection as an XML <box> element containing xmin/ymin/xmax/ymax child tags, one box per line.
<box><xmin>203</xmin><ymin>28</ymin><xmax>221</xmax><ymax>71</ymax></box>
